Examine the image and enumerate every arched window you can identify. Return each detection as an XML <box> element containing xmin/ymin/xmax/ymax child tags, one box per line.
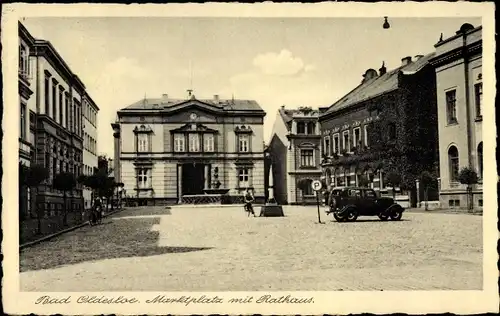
<box><xmin>448</xmin><ymin>146</ymin><xmax>459</xmax><ymax>182</ymax></box>
<box><xmin>477</xmin><ymin>142</ymin><xmax>483</xmax><ymax>179</ymax></box>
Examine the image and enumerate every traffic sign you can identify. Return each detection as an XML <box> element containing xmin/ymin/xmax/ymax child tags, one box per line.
<box><xmin>311</xmin><ymin>180</ymin><xmax>323</xmax><ymax>192</ymax></box>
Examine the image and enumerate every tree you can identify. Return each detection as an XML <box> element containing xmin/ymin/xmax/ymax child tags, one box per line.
<box><xmin>420</xmin><ymin>171</ymin><xmax>437</xmax><ymax>211</ymax></box>
<box><xmin>52</xmin><ymin>172</ymin><xmax>77</xmax><ymax>226</ymax></box>
<box><xmin>384</xmin><ymin>171</ymin><xmax>401</xmax><ymax>199</ymax></box>
<box><xmin>20</xmin><ymin>164</ymin><xmax>49</xmax><ymax>234</ymax></box>
<box><xmin>358</xmin><ymin>175</ymin><xmax>370</xmax><ymax>187</ymax></box>
<box><xmin>458</xmin><ymin>167</ymin><xmax>478</xmax><ymax>211</ymax></box>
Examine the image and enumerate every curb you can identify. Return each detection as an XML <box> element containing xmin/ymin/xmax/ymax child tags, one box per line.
<box><xmin>19</xmin><ymin>208</ymin><xmax>125</xmax><ymax>250</ymax></box>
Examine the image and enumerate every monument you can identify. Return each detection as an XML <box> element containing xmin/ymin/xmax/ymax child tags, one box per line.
<box><xmin>259</xmin><ymin>164</ymin><xmax>285</xmax><ymax>217</ymax></box>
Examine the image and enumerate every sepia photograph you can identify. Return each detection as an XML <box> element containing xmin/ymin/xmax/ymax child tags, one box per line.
<box><xmin>2</xmin><ymin>2</ymin><xmax>497</xmax><ymax>315</ymax></box>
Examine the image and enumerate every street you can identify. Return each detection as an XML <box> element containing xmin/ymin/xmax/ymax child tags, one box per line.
<box><xmin>20</xmin><ymin>206</ymin><xmax>483</xmax><ymax>291</ymax></box>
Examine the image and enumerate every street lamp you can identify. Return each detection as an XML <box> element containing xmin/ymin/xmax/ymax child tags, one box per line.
<box><xmin>383</xmin><ymin>16</ymin><xmax>390</xmax><ymax>29</ymax></box>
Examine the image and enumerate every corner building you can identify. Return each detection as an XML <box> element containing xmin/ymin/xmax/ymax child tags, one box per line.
<box><xmin>429</xmin><ymin>23</ymin><xmax>483</xmax><ymax>209</ymax></box>
<box><xmin>113</xmin><ymin>94</ymin><xmax>267</xmax><ymax>205</ymax></box>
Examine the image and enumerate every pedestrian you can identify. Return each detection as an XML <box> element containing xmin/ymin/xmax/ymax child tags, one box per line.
<box><xmin>243</xmin><ymin>188</ymin><xmax>256</xmax><ymax>217</ymax></box>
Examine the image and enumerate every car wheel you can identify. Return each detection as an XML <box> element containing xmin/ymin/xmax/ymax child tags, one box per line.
<box><xmin>378</xmin><ymin>214</ymin><xmax>389</xmax><ymax>221</ymax></box>
<box><xmin>390</xmin><ymin>210</ymin><xmax>403</xmax><ymax>221</ymax></box>
<box><xmin>333</xmin><ymin>212</ymin><xmax>344</xmax><ymax>222</ymax></box>
<box><xmin>346</xmin><ymin>208</ymin><xmax>358</xmax><ymax>222</ymax></box>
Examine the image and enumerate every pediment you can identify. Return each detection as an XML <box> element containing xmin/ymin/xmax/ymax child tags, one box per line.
<box><xmin>167</xmin><ymin>99</ymin><xmax>223</xmax><ymax>114</ymax></box>
<box><xmin>163</xmin><ymin>101</ymin><xmax>220</xmax><ymax>123</ymax></box>
<box><xmin>170</xmin><ymin>123</ymin><xmax>219</xmax><ymax>134</ymax></box>
<box><xmin>298</xmin><ymin>142</ymin><xmax>317</xmax><ymax>148</ymax></box>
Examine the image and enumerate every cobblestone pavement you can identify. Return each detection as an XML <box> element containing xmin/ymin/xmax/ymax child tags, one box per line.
<box><xmin>20</xmin><ymin>205</ymin><xmax>483</xmax><ymax>291</ymax></box>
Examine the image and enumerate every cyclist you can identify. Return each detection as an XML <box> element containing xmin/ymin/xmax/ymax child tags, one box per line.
<box><xmin>243</xmin><ymin>188</ymin><xmax>256</xmax><ymax>217</ymax></box>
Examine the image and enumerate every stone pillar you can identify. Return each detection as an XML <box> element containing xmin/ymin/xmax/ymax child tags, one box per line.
<box><xmin>355</xmin><ymin>172</ymin><xmax>359</xmax><ymax>186</ymax></box>
<box><xmin>416</xmin><ymin>179</ymin><xmax>421</xmax><ymax>207</ymax></box>
<box><xmin>177</xmin><ymin>164</ymin><xmax>183</xmax><ymax>203</ymax></box>
<box><xmin>111</xmin><ymin>123</ymin><xmax>121</xmax><ymax>183</ymax></box>
<box><xmin>437</xmin><ymin>177</ymin><xmax>441</xmax><ymax>193</ymax></box>
<box><xmin>204</xmin><ymin>164</ymin><xmax>209</xmax><ymax>189</ymax></box>
<box><xmin>315</xmin><ymin>122</ymin><xmax>320</xmax><ymax>135</ymax></box>
<box><xmin>379</xmin><ymin>170</ymin><xmax>384</xmax><ymax>189</ymax></box>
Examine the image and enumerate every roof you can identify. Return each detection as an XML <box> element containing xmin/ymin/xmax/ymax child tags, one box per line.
<box><xmin>323</xmin><ymin>52</ymin><xmax>435</xmax><ymax>115</ymax></box>
<box><xmin>120</xmin><ymin>96</ymin><xmax>264</xmax><ymax>112</ymax></box>
<box><xmin>278</xmin><ymin>107</ymin><xmax>321</xmax><ymax>131</ymax></box>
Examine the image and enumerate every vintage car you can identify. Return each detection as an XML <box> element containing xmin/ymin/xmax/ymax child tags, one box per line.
<box><xmin>325</xmin><ymin>187</ymin><xmax>404</xmax><ymax>222</ymax></box>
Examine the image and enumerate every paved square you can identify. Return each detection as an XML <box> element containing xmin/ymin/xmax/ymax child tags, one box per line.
<box><xmin>20</xmin><ymin>206</ymin><xmax>482</xmax><ymax>291</ymax></box>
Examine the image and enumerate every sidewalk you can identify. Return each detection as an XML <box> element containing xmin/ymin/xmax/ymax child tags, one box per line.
<box><xmin>20</xmin><ymin>207</ymin><xmax>125</xmax><ymax>249</ymax></box>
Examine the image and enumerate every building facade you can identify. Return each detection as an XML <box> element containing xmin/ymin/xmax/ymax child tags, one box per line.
<box><xmin>82</xmin><ymin>92</ymin><xmax>100</xmax><ymax>209</ymax></box>
<box><xmin>113</xmin><ymin>93</ymin><xmax>266</xmax><ymax>205</ymax></box>
<box><xmin>19</xmin><ymin>21</ymin><xmax>93</xmax><ymax>216</ymax></box>
<box><xmin>319</xmin><ymin>53</ymin><xmax>439</xmax><ymax>207</ymax></box>
<box><xmin>19</xmin><ymin>21</ymin><xmax>36</xmax><ymax>219</ymax></box>
<box><xmin>267</xmin><ymin>106</ymin><xmax>322</xmax><ymax>205</ymax></box>
<box><xmin>429</xmin><ymin>23</ymin><xmax>483</xmax><ymax>209</ymax></box>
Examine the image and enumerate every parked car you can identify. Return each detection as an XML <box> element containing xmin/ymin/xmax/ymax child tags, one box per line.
<box><xmin>326</xmin><ymin>187</ymin><xmax>404</xmax><ymax>222</ymax></box>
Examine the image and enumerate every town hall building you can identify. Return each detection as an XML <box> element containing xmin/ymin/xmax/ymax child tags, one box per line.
<box><xmin>112</xmin><ymin>92</ymin><xmax>267</xmax><ymax>205</ymax></box>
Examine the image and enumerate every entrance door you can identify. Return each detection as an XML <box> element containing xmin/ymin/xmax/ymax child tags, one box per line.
<box><xmin>182</xmin><ymin>163</ymin><xmax>205</xmax><ymax>195</ymax></box>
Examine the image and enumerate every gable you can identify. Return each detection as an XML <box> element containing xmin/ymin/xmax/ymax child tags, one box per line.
<box><xmin>163</xmin><ymin>103</ymin><xmax>219</xmax><ymax>123</ymax></box>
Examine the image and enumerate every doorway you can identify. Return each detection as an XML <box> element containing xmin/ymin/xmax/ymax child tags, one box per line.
<box><xmin>182</xmin><ymin>163</ymin><xmax>205</xmax><ymax>195</ymax></box>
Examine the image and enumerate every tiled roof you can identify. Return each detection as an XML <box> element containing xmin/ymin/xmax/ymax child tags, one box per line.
<box><xmin>323</xmin><ymin>52</ymin><xmax>435</xmax><ymax>115</ymax></box>
<box><xmin>120</xmin><ymin>97</ymin><xmax>264</xmax><ymax>112</ymax></box>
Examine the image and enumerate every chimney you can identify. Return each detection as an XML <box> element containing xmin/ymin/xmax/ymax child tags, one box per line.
<box><xmin>162</xmin><ymin>94</ymin><xmax>169</xmax><ymax>102</ymax></box>
<box><xmin>379</xmin><ymin>61</ymin><xmax>387</xmax><ymax>75</ymax></box>
<box><xmin>401</xmin><ymin>56</ymin><xmax>412</xmax><ymax>66</ymax></box>
<box><xmin>213</xmin><ymin>94</ymin><xmax>219</xmax><ymax>104</ymax></box>
<box><xmin>414</xmin><ymin>54</ymin><xmax>424</xmax><ymax>60</ymax></box>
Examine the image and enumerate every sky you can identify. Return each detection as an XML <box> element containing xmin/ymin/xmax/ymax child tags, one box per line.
<box><xmin>22</xmin><ymin>17</ymin><xmax>481</xmax><ymax>158</ymax></box>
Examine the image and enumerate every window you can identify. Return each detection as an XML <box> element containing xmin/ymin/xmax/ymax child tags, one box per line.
<box><xmin>306</xmin><ymin>122</ymin><xmax>315</xmax><ymax>135</ymax></box>
<box><xmin>19</xmin><ymin>44</ymin><xmax>29</xmax><ymax>78</ymax></box>
<box><xmin>446</xmin><ymin>90</ymin><xmax>457</xmax><ymax>124</ymax></box>
<box><xmin>301</xmin><ymin>179</ymin><xmax>313</xmax><ymax>196</ymax></box>
<box><xmin>44</xmin><ymin>75</ymin><xmax>50</xmax><ymax>115</ymax></box>
<box><xmin>238</xmin><ymin>134</ymin><xmax>249</xmax><ymax>152</ymax></box>
<box><xmin>353</xmin><ymin>127</ymin><xmax>361</xmax><ymax>148</ymax></box>
<box><xmin>64</xmin><ymin>93</ymin><xmax>69</xmax><ymax>128</ymax></box>
<box><xmin>388</xmin><ymin>123</ymin><xmax>397</xmax><ymax>140</ymax></box>
<box><xmin>137</xmin><ymin>168</ymin><xmax>150</xmax><ymax>189</ymax></box>
<box><xmin>448</xmin><ymin>146</ymin><xmax>459</xmax><ymax>182</ymax></box>
<box><xmin>364</xmin><ymin>124</ymin><xmax>369</xmax><ymax>147</ymax></box>
<box><xmin>20</xmin><ymin>103</ymin><xmax>26</xmax><ymax>140</ymax></box>
<box><xmin>204</xmin><ymin>134</ymin><xmax>215</xmax><ymax>152</ymax></box>
<box><xmin>189</xmin><ymin>133</ymin><xmax>201</xmax><ymax>152</ymax></box>
<box><xmin>174</xmin><ymin>134</ymin><xmax>185</xmax><ymax>152</ymax></box>
<box><xmin>138</xmin><ymin>134</ymin><xmax>148</xmax><ymax>152</ymax></box>
<box><xmin>58</xmin><ymin>87</ymin><xmax>63</xmax><ymax>125</ymax></box>
<box><xmin>300</xmin><ymin>149</ymin><xmax>315</xmax><ymax>167</ymax></box>
<box><xmin>475</xmin><ymin>82</ymin><xmax>483</xmax><ymax>117</ymax></box>
<box><xmin>477</xmin><ymin>142</ymin><xmax>483</xmax><ymax>179</ymax></box>
<box><xmin>324</xmin><ymin>136</ymin><xmax>331</xmax><ymax>156</ymax></box>
<box><xmin>52</xmin><ymin>81</ymin><xmax>57</xmax><ymax>121</ymax></box>
<box><xmin>297</xmin><ymin>122</ymin><xmax>306</xmax><ymax>134</ymax></box>
<box><xmin>342</xmin><ymin>131</ymin><xmax>350</xmax><ymax>152</ymax></box>
<box><xmin>238</xmin><ymin>168</ymin><xmax>250</xmax><ymax>188</ymax></box>
<box><xmin>333</xmin><ymin>133</ymin><xmax>340</xmax><ymax>154</ymax></box>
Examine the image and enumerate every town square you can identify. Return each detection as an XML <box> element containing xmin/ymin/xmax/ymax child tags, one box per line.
<box><xmin>8</xmin><ymin>5</ymin><xmax>495</xmax><ymax>311</ymax></box>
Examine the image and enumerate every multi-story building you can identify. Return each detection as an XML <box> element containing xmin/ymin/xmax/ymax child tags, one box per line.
<box><xmin>267</xmin><ymin>106</ymin><xmax>322</xmax><ymax>205</ymax></box>
<box><xmin>319</xmin><ymin>53</ymin><xmax>439</xmax><ymax>207</ymax></box>
<box><xmin>112</xmin><ymin>92</ymin><xmax>267</xmax><ymax>205</ymax></box>
<box><xmin>82</xmin><ymin>92</ymin><xmax>99</xmax><ymax>209</ymax></box>
<box><xmin>19</xmin><ymin>21</ymin><xmax>36</xmax><ymax>218</ymax></box>
<box><xmin>429</xmin><ymin>23</ymin><xmax>483</xmax><ymax>209</ymax></box>
<box><xmin>20</xmin><ymin>21</ymin><xmax>89</xmax><ymax>215</ymax></box>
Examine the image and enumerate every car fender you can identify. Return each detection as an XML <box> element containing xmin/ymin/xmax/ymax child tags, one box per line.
<box><xmin>385</xmin><ymin>203</ymin><xmax>404</xmax><ymax>213</ymax></box>
<box><xmin>338</xmin><ymin>204</ymin><xmax>357</xmax><ymax>216</ymax></box>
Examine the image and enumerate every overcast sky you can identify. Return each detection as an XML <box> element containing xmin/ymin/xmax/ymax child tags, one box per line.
<box><xmin>22</xmin><ymin>17</ymin><xmax>481</xmax><ymax>158</ymax></box>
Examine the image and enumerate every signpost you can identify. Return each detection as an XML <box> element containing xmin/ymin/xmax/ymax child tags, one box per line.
<box><xmin>311</xmin><ymin>180</ymin><xmax>324</xmax><ymax>224</ymax></box>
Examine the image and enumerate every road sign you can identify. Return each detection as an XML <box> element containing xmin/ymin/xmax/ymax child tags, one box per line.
<box><xmin>311</xmin><ymin>180</ymin><xmax>323</xmax><ymax>192</ymax></box>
